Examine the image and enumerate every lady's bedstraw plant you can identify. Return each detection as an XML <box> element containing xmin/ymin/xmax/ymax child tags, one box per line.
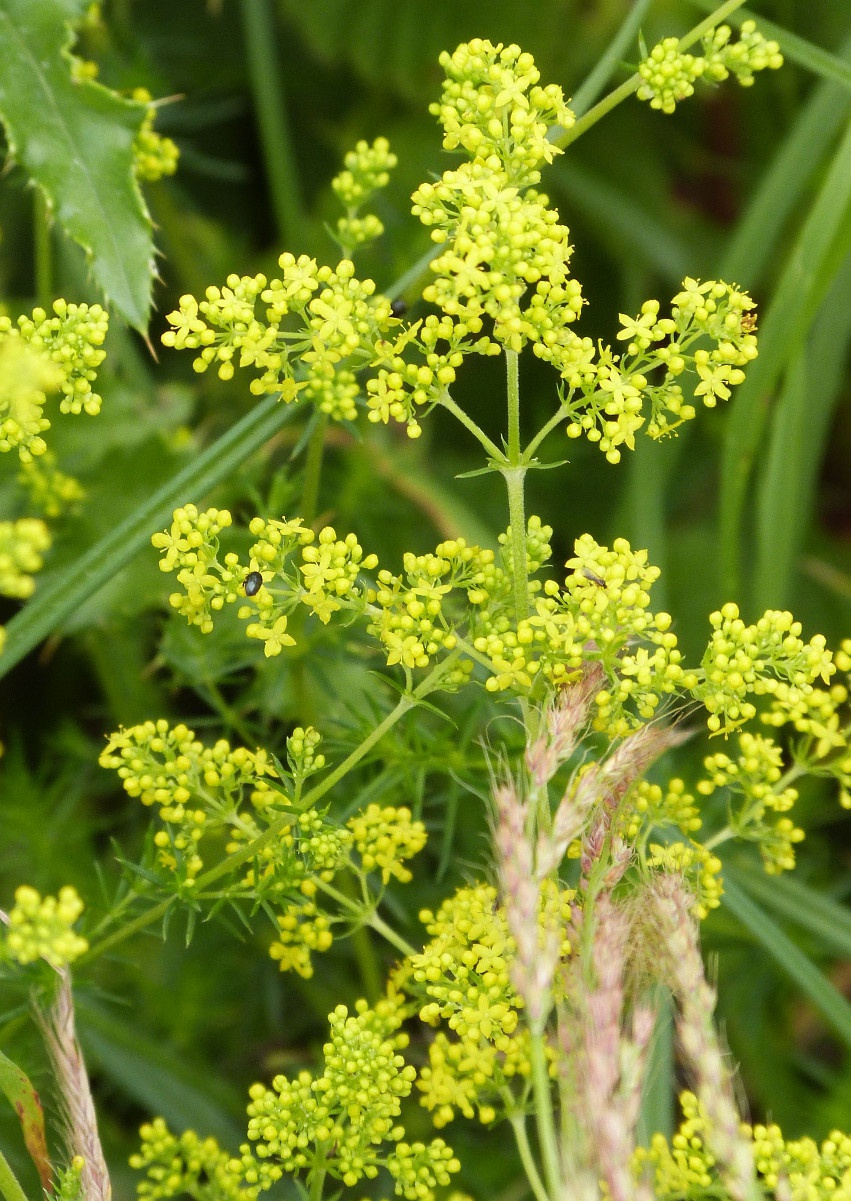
<box><xmin>6</xmin><ymin>14</ymin><xmax>851</xmax><ymax>1201</ymax></box>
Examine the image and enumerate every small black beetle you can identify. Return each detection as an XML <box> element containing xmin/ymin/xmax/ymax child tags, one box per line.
<box><xmin>244</xmin><ymin>571</ymin><xmax>263</xmax><ymax>597</ymax></box>
<box><xmin>390</xmin><ymin>298</ymin><xmax>408</xmax><ymax>317</ymax></box>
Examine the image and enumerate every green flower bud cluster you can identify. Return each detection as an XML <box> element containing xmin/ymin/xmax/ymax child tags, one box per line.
<box><xmin>635</xmin><ymin>1091</ymin><xmax>851</xmax><ymax>1201</ymax></box>
<box><xmin>17</xmin><ymin>451</ymin><xmax>85</xmax><ymax>517</ymax></box>
<box><xmin>637</xmin><ymin>21</ymin><xmax>783</xmax><ymax>115</ymax></box>
<box><xmin>131</xmin><ymin>87</ymin><xmax>180</xmax><ymax>183</ymax></box>
<box><xmin>0</xmin><ymin>339</ymin><xmax>61</xmax><ymax>461</ymax></box>
<box><xmin>398</xmin><ymin>882</ymin><xmax>571</xmax><ymax>1127</ymax></box>
<box><xmin>2</xmin><ymin>884</ymin><xmax>88</xmax><ymax>967</ymax></box>
<box><xmin>695</xmin><ymin>603</ymin><xmax>833</xmax><ymax>735</ymax></box>
<box><xmin>131</xmin><ymin>1118</ymin><xmax>259</xmax><ymax>1201</ymax></box>
<box><xmin>332</xmin><ymin>137</ymin><xmax>397</xmax><ymax>251</ymax></box>
<box><xmin>242</xmin><ymin>1000</ymin><xmax>460</xmax><ymax>1198</ymax></box>
<box><xmin>698</xmin><ymin>732</ymin><xmax>803</xmax><ymax>874</ymax></box>
<box><xmin>50</xmin><ymin>1157</ymin><xmax>85</xmax><ymax>1201</ymax></box>
<box><xmin>0</xmin><ymin>517</ymin><xmax>51</xmax><ymax>598</ymax></box>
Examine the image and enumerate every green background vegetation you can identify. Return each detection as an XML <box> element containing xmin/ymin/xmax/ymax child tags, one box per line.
<box><xmin>0</xmin><ymin>2</ymin><xmax>849</xmax><ymax>1197</ymax></box>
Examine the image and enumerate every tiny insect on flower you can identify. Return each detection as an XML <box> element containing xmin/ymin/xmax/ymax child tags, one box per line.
<box><xmin>582</xmin><ymin>568</ymin><xmax>606</xmax><ymax>587</ymax></box>
<box><xmin>244</xmin><ymin>571</ymin><xmax>264</xmax><ymax>596</ymax></box>
<box><xmin>390</xmin><ymin>298</ymin><xmax>408</xmax><ymax>317</ymax></box>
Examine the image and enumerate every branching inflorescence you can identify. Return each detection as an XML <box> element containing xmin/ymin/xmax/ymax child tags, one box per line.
<box><xmin>7</xmin><ymin>14</ymin><xmax>851</xmax><ymax>1201</ymax></box>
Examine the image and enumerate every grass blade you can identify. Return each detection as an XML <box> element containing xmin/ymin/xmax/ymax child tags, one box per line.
<box><xmin>722</xmin><ymin>875</ymin><xmax>851</xmax><ymax>1048</ymax></box>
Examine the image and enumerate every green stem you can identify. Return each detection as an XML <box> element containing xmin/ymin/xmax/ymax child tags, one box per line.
<box><xmin>0</xmin><ymin>1152</ymin><xmax>30</xmax><ymax>1201</ymax></box>
<box><xmin>509</xmin><ymin>1112</ymin><xmax>552</xmax><ymax>1201</ymax></box>
<box><xmin>556</xmin><ymin>0</ymin><xmax>749</xmax><ymax>150</ymax></box>
<box><xmin>300</xmin><ymin>412</ymin><xmax>328</xmax><ymax>525</ymax></box>
<box><xmin>365</xmin><ymin>909</ymin><xmax>417</xmax><ymax>959</ymax></box>
<box><xmin>81</xmin><ymin>655</ymin><xmax>457</xmax><ymax>965</ymax></box>
<box><xmin>439</xmin><ymin>390</ymin><xmax>504</xmax><ymax>460</ymax></box>
<box><xmin>503</xmin><ymin>351</ymin><xmax>529</xmax><ymax>624</ymax></box>
<box><xmin>33</xmin><ymin>189</ymin><xmax>52</xmax><ymax>309</ymax></box>
<box><xmin>524</xmin><ymin>400</ymin><xmax>571</xmax><ymax>461</ymax></box>
<box><xmin>570</xmin><ymin>0</ymin><xmax>656</xmax><ymax>116</ymax></box>
<box><xmin>239</xmin><ymin>0</ymin><xmax>306</xmax><ymax>245</ymax></box>
<box><xmin>529</xmin><ymin>1029</ymin><xmax>561</xmax><ymax>1200</ymax></box>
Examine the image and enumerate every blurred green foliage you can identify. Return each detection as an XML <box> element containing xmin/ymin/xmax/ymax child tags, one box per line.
<box><xmin>0</xmin><ymin>1</ymin><xmax>849</xmax><ymax>1197</ymax></box>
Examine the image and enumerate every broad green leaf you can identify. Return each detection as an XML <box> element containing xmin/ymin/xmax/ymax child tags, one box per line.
<box><xmin>0</xmin><ymin>0</ymin><xmax>154</xmax><ymax>331</ymax></box>
<box><xmin>0</xmin><ymin>1050</ymin><xmax>50</xmax><ymax>1191</ymax></box>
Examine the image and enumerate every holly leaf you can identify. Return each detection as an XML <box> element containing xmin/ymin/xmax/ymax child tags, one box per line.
<box><xmin>0</xmin><ymin>0</ymin><xmax>155</xmax><ymax>331</ymax></box>
<box><xmin>0</xmin><ymin>1049</ymin><xmax>51</xmax><ymax>1191</ymax></box>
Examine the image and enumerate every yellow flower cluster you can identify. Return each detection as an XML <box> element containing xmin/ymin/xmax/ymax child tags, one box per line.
<box><xmin>762</xmin><ymin>638</ymin><xmax>851</xmax><ymax>809</ymax></box>
<box><xmin>348</xmin><ymin>804</ymin><xmax>427</xmax><ymax>884</ymax></box>
<box><xmin>162</xmin><ymin>255</ymin><xmax>404</xmax><ymax>422</ymax></box>
<box><xmin>3</xmin><ymin>884</ymin><xmax>88</xmax><ymax>967</ymax></box>
<box><xmin>268</xmin><ymin>900</ymin><xmax>334</xmax><ymax>978</ymax></box>
<box><xmin>399</xmin><ymin>882</ymin><xmax>571</xmax><ymax>1126</ymax></box>
<box><xmin>332</xmin><ymin>136</ymin><xmax>397</xmax><ymax>251</ymax></box>
<box><xmin>552</xmin><ymin>279</ymin><xmax>758</xmax><ymax>464</ymax></box>
<box><xmin>0</xmin><ymin>517</ymin><xmax>51</xmax><ymax>598</ymax></box>
<box><xmin>243</xmin><ymin>1001</ymin><xmax>459</xmax><ymax>1199</ymax></box>
<box><xmin>153</xmin><ymin>506</ymin><xmax>378</xmax><ymax>653</ymax></box>
<box><xmin>99</xmin><ymin>718</ymin><xmax>279</xmax><ymax>882</ymax></box>
<box><xmin>636</xmin><ymin>1091</ymin><xmax>851</xmax><ymax>1201</ymax></box>
<box><xmin>412</xmin><ymin>40</ymin><xmax>582</xmax><ymax>356</ymax></box>
<box><xmin>696</xmin><ymin>603</ymin><xmax>833</xmax><ymax>734</ymax></box>
<box><xmin>131</xmin><ymin>1118</ymin><xmax>257</xmax><ymax>1201</ymax></box>
<box><xmin>131</xmin><ymin>87</ymin><xmax>180</xmax><ymax>183</ymax></box>
<box><xmin>646</xmin><ymin>842</ymin><xmax>723</xmax><ymax>919</ymax></box>
<box><xmin>0</xmin><ymin>299</ymin><xmax>106</xmax><ymax>468</ymax></box>
<box><xmin>637</xmin><ymin>21</ymin><xmax>783</xmax><ymax>114</ymax></box>
<box><xmin>699</xmin><ymin>732</ymin><xmax>803</xmax><ymax>873</ymax></box>
<box><xmin>619</xmin><ymin>777</ymin><xmax>701</xmax><ymax>843</ymax></box>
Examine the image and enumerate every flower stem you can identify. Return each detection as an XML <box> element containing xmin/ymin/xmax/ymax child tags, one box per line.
<box><xmin>503</xmin><ymin>350</ymin><xmax>529</xmax><ymax>623</ymax></box>
<box><xmin>439</xmin><ymin>390</ymin><xmax>504</xmax><ymax>460</ymax></box>
<box><xmin>529</xmin><ymin>1029</ymin><xmax>561</xmax><ymax>1200</ymax></box>
<box><xmin>300</xmin><ymin>412</ymin><xmax>328</xmax><ymax>525</ymax></box>
<box><xmin>509</xmin><ymin>1112</ymin><xmax>552</xmax><ymax>1201</ymax></box>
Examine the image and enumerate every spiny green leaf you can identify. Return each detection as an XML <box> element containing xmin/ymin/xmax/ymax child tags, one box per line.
<box><xmin>0</xmin><ymin>0</ymin><xmax>155</xmax><ymax>331</ymax></box>
<box><xmin>0</xmin><ymin>1050</ymin><xmax>50</xmax><ymax>1191</ymax></box>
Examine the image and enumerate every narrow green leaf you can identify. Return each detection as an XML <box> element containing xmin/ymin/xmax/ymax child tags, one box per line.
<box><xmin>719</xmin><ymin>27</ymin><xmax>851</xmax><ymax>286</ymax></box>
<box><xmin>0</xmin><ymin>1050</ymin><xmax>50</xmax><ymax>1191</ymax></box>
<box><xmin>0</xmin><ymin>1151</ymin><xmax>30</xmax><ymax>1201</ymax></box>
<box><xmin>753</xmin><ymin>248</ymin><xmax>851</xmax><ymax>608</ymax></box>
<box><xmin>0</xmin><ymin>394</ymin><xmax>299</xmax><ymax>680</ymax></box>
<box><xmin>722</xmin><ymin>876</ymin><xmax>851</xmax><ymax>1048</ymax></box>
<box><xmin>726</xmin><ymin>861</ymin><xmax>851</xmax><ymax>960</ymax></box>
<box><xmin>718</xmin><ymin>115</ymin><xmax>851</xmax><ymax>600</ymax></box>
<box><xmin>0</xmin><ymin>0</ymin><xmax>154</xmax><ymax>330</ymax></box>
